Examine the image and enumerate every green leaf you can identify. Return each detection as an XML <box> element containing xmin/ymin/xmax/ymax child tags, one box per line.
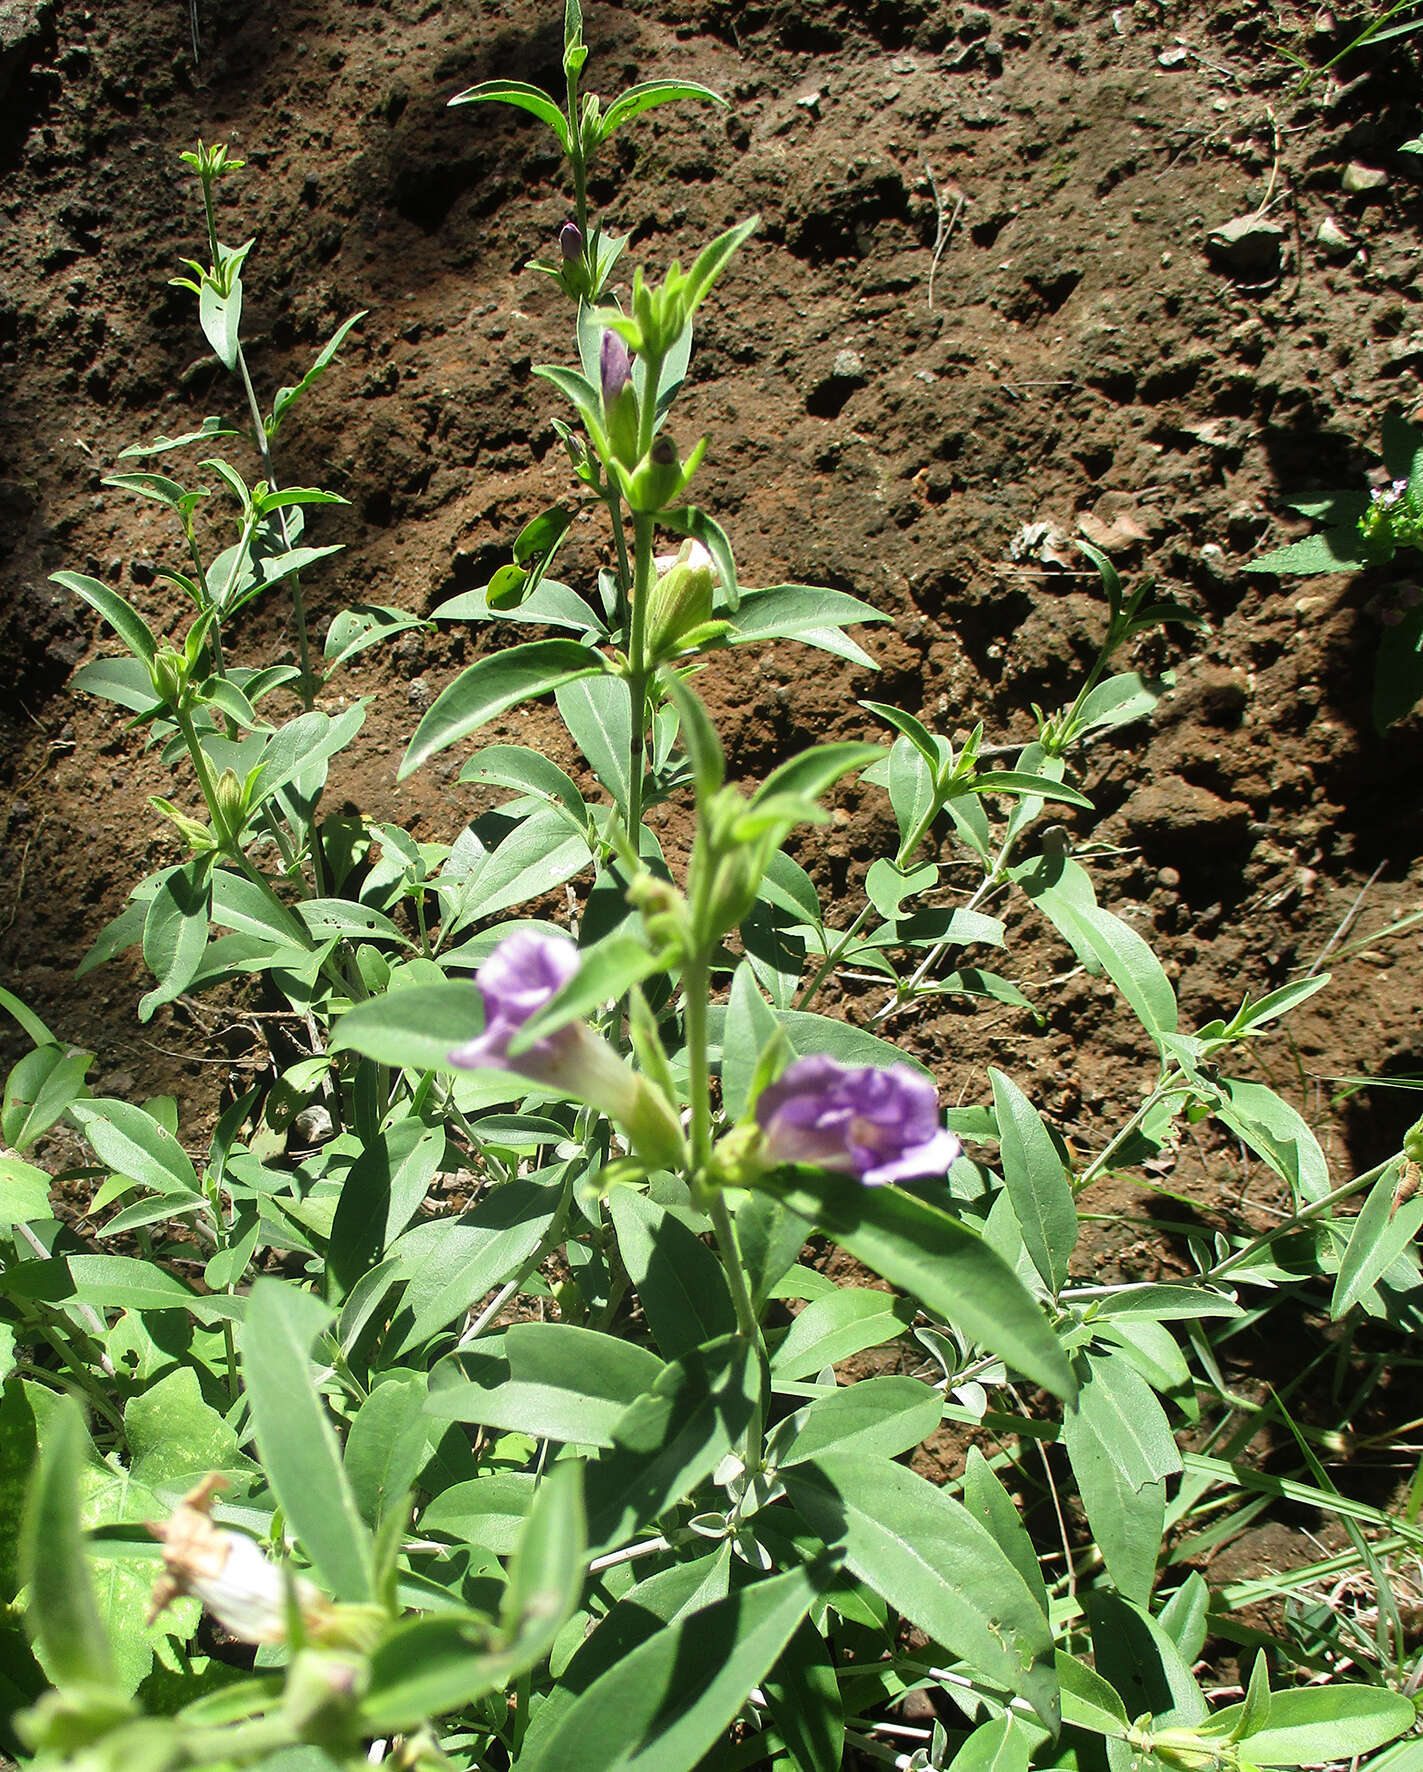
<box><xmin>3</xmin><ymin>1044</ymin><xmax>92</xmax><ymax>1151</ymax></box>
<box><xmin>70</xmin><ymin>1098</ymin><xmax>200</xmax><ymax>1196</ymax></box>
<box><xmin>1374</xmin><ymin>604</ymin><xmax>1423</xmax><ymax>731</ymax></box>
<box><xmin>469</xmin><ymin>809</ymin><xmax>594</xmax><ymax>924</ymax></box>
<box><xmin>391</xmin><ymin>1172</ymin><xmax>562</xmax><ymax>1355</ymax></box>
<box><xmin>771</xmin><ymin>1375</ymin><xmax>942</xmax><ymax>1467</ymax></box>
<box><xmin>947</xmin><ymin>1715</ymin><xmax>1032</xmax><ymax>1772</ymax></box>
<box><xmin>327</xmin><ymin>1115</ymin><xmax>447</xmax><ymax>1296</ymax></box>
<box><xmin>344</xmin><ymin>1374</ymin><xmax>431</xmax><ymax>1528</ymax></box>
<box><xmin>988</xmin><ymin>1069</ymin><xmax>1077</xmax><ymax>1295</ymax></box>
<box><xmin>125</xmin><ymin>1367</ymin><xmax>244</xmax><ymax>1488</ymax></box>
<box><xmin>296</xmin><ymin>898</ymin><xmax>409</xmax><ymax>945</ymax></box>
<box><xmin>433</xmin><ymin>576</ymin><xmax>606</xmax><ymax>636</ymax></box>
<box><xmin>21</xmin><ymin>1396</ymin><xmax>117</xmax><ymax>1689</ymax></box>
<box><xmin>597</xmin><ymin>78</ymin><xmax>726</xmax><ymax>143</ymax></box>
<box><xmin>557</xmin><ymin>673</ymin><xmax>633</xmax><ymax>812</ymax></box>
<box><xmin>1206</xmin><ymin>1685</ymin><xmax>1416</xmax><ymax>1765</ymax></box>
<box><xmin>459</xmin><ymin>743</ymin><xmax>588</xmax><ymax>829</ymax></box>
<box><xmin>240</xmin><ymin>1280</ymin><xmax>373</xmax><ymax>1602</ymax></box>
<box><xmin>663</xmin><ymin>674</ymin><xmax>725</xmax><ymax>804</ymax></box>
<box><xmin>1063</xmin><ymin>1351</ymin><xmax>1178</xmax><ymax>1606</ymax></box>
<box><xmin>1246</xmin><ymin>528</ymin><xmax>1365</xmax><ymax>575</ymax></box>
<box><xmin>582</xmin><ymin>1333</ymin><xmax>760</xmax><ymax>1554</ymax></box>
<box><xmin>763</xmin><ymin>1615</ymin><xmax>844</xmax><ymax>1772</ymax></box>
<box><xmin>0</xmin><ymin>1155</ymin><xmax>54</xmax><ymax>1226</ymax></box>
<box><xmin>1055</xmin><ymin>1652</ymin><xmax>1130</xmax><ymax>1738</ymax></box>
<box><xmin>735</xmin><ymin>1191</ymin><xmax>812</xmax><ymax>1313</ymax></box>
<box><xmin>707</xmin><ymin>1004</ymin><xmax>931</xmax><ymax>1078</ymax></box>
<box><xmin>364</xmin><ymin>1461</ymin><xmax>585</xmax><ymax>1733</ymax></box>
<box><xmin>750</xmin><ymin>742</ymin><xmax>884</xmax><ymax>820</ymax></box>
<box><xmin>139</xmin><ymin>858</ymin><xmax>212</xmax><ymax>1022</ymax></box>
<box><xmin>209</xmin><ymin>869</ymin><xmax>311</xmax><ymax>948</ymax></box>
<box><xmin>333</xmin><ymin>981</ymin><xmax>482</xmax><ymax>1073</ymax></box>
<box><xmin>607</xmin><ymin>1189</ymin><xmax>737</xmax><ymax>1362</ymax></box>
<box><xmin>1086</xmin><ymin>1591</ymin><xmax>1207</xmax><ymax>1730</ymax></box>
<box><xmin>447</xmin><ymin>78</ymin><xmax>572</xmax><ymax>153</ymax></box>
<box><xmin>512</xmin><ymin>1559</ymin><xmax>830</xmax><ymax>1772</ymax></box>
<box><xmin>769</xmin><ymin>1287</ymin><xmax>915</xmax><ymax>1380</ymax></box>
<box><xmin>1015</xmin><ymin>853</ymin><xmax>1177</xmax><ymax>1041</ymax></box>
<box><xmin>0</xmin><ymin>984</ymin><xmax>55</xmax><ymax>1047</ymax></box>
<box><xmin>420</xmin><ymin>1471</ymin><xmax>536</xmax><ymax>1554</ymax></box>
<box><xmin>960</xmin><ymin>1447</ymin><xmax>1050</xmax><ymax>1618</ymax></box>
<box><xmin>53</xmin><ymin>572</ymin><xmax>158</xmax><ymax>666</ymax></box>
<box><xmin>428</xmin><ymin>1323</ymin><xmax>664</xmax><ymax>1447</ymax></box>
<box><xmin>971</xmin><ymin>770</ymin><xmax>1093</xmax><ymax>809</ymax></box>
<box><xmin>783</xmin><ymin>1455</ymin><xmax>1058</xmax><ymax>1728</ymax></box>
<box><xmin>680</xmin><ymin>214</ymin><xmax>760</xmax><ymax>326</ymax></box>
<box><xmin>756</xmin><ymin>1172</ymin><xmax>1074</xmax><ymax>1399</ymax></box>
<box><xmin>323</xmin><ymin>603</ymin><xmax>424</xmax><ymax>676</ymax></box>
<box><xmin>199</xmin><ymin>275</ymin><xmax>243</xmax><ymax>370</ymax></box>
<box><xmin>1332</xmin><ymin>1170</ymin><xmax>1423</xmax><ymax>1317</ymax></box>
<box><xmin>400</xmin><ymin>641</ymin><xmax>603</xmax><ymax>779</ymax></box>
<box><xmin>1215</xmin><ymin>1078</ymin><xmax>1330</xmax><ymax>1206</ymax></box>
<box><xmin>729</xmin><ymin>584</ymin><xmax>887</xmax><ymax>666</ymax></box>
<box><xmin>270</xmin><ymin>310</ymin><xmax>367</xmax><ymax>436</ymax></box>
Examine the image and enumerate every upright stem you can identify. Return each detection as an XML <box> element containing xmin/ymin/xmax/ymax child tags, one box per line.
<box><xmin>625</xmin><ymin>513</ymin><xmax>656</xmax><ymax>838</ymax></box>
<box><xmin>235</xmin><ymin>345</ymin><xmax>316</xmax><ymax>715</ymax></box>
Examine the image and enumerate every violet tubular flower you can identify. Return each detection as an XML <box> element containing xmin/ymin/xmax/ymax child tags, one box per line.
<box><xmin>559</xmin><ymin>220</ymin><xmax>583</xmax><ymax>262</ymax></box>
<box><xmin>450</xmin><ymin>930</ymin><xmax>633</xmax><ymax>1107</ymax></box>
<box><xmin>755</xmin><ymin>1055</ymin><xmax>961</xmax><ymax>1186</ymax></box>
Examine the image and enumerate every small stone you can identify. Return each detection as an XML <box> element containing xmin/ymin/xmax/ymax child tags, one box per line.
<box><xmin>1207</xmin><ymin>214</ymin><xmax>1284</xmax><ymax>281</ymax></box>
<box><xmin>1316</xmin><ymin>214</ymin><xmax>1355</xmax><ymax>258</ymax></box>
<box><xmin>795</xmin><ymin>88</ymin><xmax>821</xmax><ymax>116</ymax></box>
<box><xmin>832</xmin><ymin>348</ymin><xmax>866</xmax><ymax>380</ymax></box>
<box><xmin>1156</xmin><ymin>866</ymin><xmax>1181</xmax><ymax>889</ymax></box>
<box><xmin>1342</xmin><ymin>161</ymin><xmax>1387</xmax><ymax>194</ymax></box>
<box><xmin>292</xmin><ymin>1105</ymin><xmax>334</xmax><ymax>1147</ymax></box>
<box><xmin>1157</xmin><ymin>44</ymin><xmax>1189</xmax><ymax>66</ymax></box>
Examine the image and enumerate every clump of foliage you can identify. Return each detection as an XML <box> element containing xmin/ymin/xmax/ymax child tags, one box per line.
<box><xmin>3</xmin><ymin>4</ymin><xmax>1421</xmax><ymax>1770</ymax></box>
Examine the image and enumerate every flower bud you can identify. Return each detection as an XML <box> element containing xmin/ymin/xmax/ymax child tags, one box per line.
<box><xmin>647</xmin><ymin>556</ymin><xmax>715</xmax><ymax>662</ymax></box>
<box><xmin>560</xmin><ymin>221</ymin><xmax>583</xmax><ymax>262</ymax></box>
<box><xmin>214</xmin><ymin>767</ymin><xmax>246</xmax><ymax>835</ymax></box>
<box><xmin>149</xmin><ymin>648</ymin><xmax>188</xmax><ymax>711</ymax></box>
<box><xmin>628</xmin><ymin>434</ymin><xmax>684</xmax><ymax>514</ymax></box>
<box><xmin>601</xmin><ymin>330</ymin><xmax>640</xmax><ymax>466</ymax></box>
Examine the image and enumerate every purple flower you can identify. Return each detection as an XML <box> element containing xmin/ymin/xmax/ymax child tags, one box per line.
<box><xmin>755</xmin><ymin>1055</ymin><xmax>961</xmax><ymax>1186</ymax></box>
<box><xmin>450</xmin><ymin>930</ymin><xmax>638</xmax><ymax>1115</ymax></box>
<box><xmin>600</xmin><ymin>329</ymin><xmax>633</xmax><ymax>408</ymax></box>
<box><xmin>559</xmin><ymin>221</ymin><xmax>583</xmax><ymax>262</ymax></box>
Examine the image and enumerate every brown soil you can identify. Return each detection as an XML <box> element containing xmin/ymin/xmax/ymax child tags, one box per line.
<box><xmin>3</xmin><ymin>0</ymin><xmax>1422</xmax><ymax>1603</ymax></box>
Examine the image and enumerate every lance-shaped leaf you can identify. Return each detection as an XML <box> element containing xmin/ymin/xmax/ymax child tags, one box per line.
<box><xmin>597</xmin><ymin>78</ymin><xmax>727</xmax><ymax>144</ymax></box>
<box><xmin>783</xmin><ymin>1454</ymin><xmax>1058</xmax><ymax>1729</ymax></box>
<box><xmin>448</xmin><ymin>79</ymin><xmax>572</xmax><ymax>154</ymax></box>
<box><xmin>53</xmin><ymin>572</ymin><xmax>158</xmax><ymax>666</ymax></box>
<box><xmin>241</xmin><ymin>1280</ymin><xmax>373</xmax><ymax>1602</ymax></box>
<box><xmin>401</xmin><ymin>640</ymin><xmax>604</xmax><ymax>778</ymax></box>
<box><xmin>989</xmin><ymin>1068</ymin><xmax>1077</xmax><ymax>1295</ymax></box>
<box><xmin>756</xmin><ymin>1171</ymin><xmax>1074</xmax><ymax>1399</ymax></box>
<box><xmin>513</xmin><ymin>1558</ymin><xmax>832</xmax><ymax>1772</ymax></box>
<box><xmin>21</xmin><ymin>1397</ymin><xmax>118</xmax><ymax>1691</ymax></box>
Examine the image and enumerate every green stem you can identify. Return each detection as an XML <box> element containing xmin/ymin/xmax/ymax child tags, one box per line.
<box><xmin>234</xmin><ymin>345</ymin><xmax>315</xmax><ymax>712</ymax></box>
<box><xmin>794</xmin><ymin>901</ymin><xmax>875</xmax><ymax>1014</ymax></box>
<box><xmin>625</xmin><ymin>513</ymin><xmax>657</xmax><ymax>839</ymax></box>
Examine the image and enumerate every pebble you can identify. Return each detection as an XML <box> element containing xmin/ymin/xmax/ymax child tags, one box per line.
<box><xmin>1316</xmin><ymin>215</ymin><xmax>1355</xmax><ymax>258</ymax></box>
<box><xmin>1207</xmin><ymin>214</ymin><xmax>1284</xmax><ymax>281</ymax></box>
<box><xmin>1342</xmin><ymin>162</ymin><xmax>1387</xmax><ymax>194</ymax></box>
<box><xmin>1157</xmin><ymin>45</ymin><xmax>1189</xmax><ymax>66</ymax></box>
